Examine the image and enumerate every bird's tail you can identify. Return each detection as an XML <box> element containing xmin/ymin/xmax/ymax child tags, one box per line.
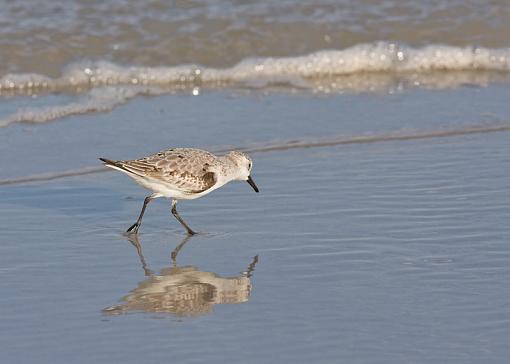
<box><xmin>99</xmin><ymin>157</ymin><xmax>118</xmax><ymax>166</ymax></box>
<box><xmin>99</xmin><ymin>157</ymin><xmax>146</xmax><ymax>178</ymax></box>
<box><xmin>99</xmin><ymin>157</ymin><xmax>127</xmax><ymax>171</ymax></box>
<box><xmin>99</xmin><ymin>157</ymin><xmax>131</xmax><ymax>173</ymax></box>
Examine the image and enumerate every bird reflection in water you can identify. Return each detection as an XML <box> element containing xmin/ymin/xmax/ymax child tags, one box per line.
<box><xmin>103</xmin><ymin>234</ymin><xmax>258</xmax><ymax>316</ymax></box>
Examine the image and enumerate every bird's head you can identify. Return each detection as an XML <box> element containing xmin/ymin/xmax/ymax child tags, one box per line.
<box><xmin>225</xmin><ymin>151</ymin><xmax>259</xmax><ymax>193</ymax></box>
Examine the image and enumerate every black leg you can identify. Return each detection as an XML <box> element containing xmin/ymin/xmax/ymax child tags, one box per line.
<box><xmin>245</xmin><ymin>255</ymin><xmax>259</xmax><ymax>278</ymax></box>
<box><xmin>171</xmin><ymin>200</ymin><xmax>196</xmax><ymax>235</ymax></box>
<box><xmin>170</xmin><ymin>235</ymin><xmax>192</xmax><ymax>265</ymax></box>
<box><xmin>125</xmin><ymin>233</ymin><xmax>154</xmax><ymax>276</ymax></box>
<box><xmin>127</xmin><ymin>195</ymin><xmax>153</xmax><ymax>233</ymax></box>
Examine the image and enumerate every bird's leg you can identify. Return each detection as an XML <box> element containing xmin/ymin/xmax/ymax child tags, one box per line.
<box><xmin>171</xmin><ymin>200</ymin><xmax>196</xmax><ymax>235</ymax></box>
<box><xmin>127</xmin><ymin>195</ymin><xmax>153</xmax><ymax>233</ymax></box>
<box><xmin>245</xmin><ymin>255</ymin><xmax>259</xmax><ymax>278</ymax></box>
<box><xmin>171</xmin><ymin>234</ymin><xmax>192</xmax><ymax>265</ymax></box>
<box><xmin>125</xmin><ymin>233</ymin><xmax>154</xmax><ymax>276</ymax></box>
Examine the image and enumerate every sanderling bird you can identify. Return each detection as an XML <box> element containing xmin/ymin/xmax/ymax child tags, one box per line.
<box><xmin>100</xmin><ymin>148</ymin><xmax>259</xmax><ymax>235</ymax></box>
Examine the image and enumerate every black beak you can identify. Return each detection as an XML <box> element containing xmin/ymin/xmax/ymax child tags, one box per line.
<box><xmin>247</xmin><ymin>175</ymin><xmax>259</xmax><ymax>193</ymax></box>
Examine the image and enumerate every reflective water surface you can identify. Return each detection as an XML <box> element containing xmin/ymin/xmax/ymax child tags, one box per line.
<box><xmin>104</xmin><ymin>235</ymin><xmax>257</xmax><ymax>316</ymax></box>
<box><xmin>1</xmin><ymin>88</ymin><xmax>510</xmax><ymax>363</ymax></box>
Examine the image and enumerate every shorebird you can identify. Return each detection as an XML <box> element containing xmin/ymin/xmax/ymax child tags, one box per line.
<box><xmin>100</xmin><ymin>148</ymin><xmax>259</xmax><ymax>235</ymax></box>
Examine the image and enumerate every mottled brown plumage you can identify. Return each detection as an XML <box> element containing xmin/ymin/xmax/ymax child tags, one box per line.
<box><xmin>100</xmin><ymin>147</ymin><xmax>259</xmax><ymax>235</ymax></box>
<box><xmin>105</xmin><ymin>148</ymin><xmax>219</xmax><ymax>194</ymax></box>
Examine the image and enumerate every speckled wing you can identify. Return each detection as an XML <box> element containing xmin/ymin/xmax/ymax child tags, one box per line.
<box><xmin>118</xmin><ymin>148</ymin><xmax>218</xmax><ymax>194</ymax></box>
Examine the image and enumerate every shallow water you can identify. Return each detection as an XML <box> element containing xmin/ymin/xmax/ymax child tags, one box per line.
<box><xmin>2</xmin><ymin>85</ymin><xmax>510</xmax><ymax>179</ymax></box>
<box><xmin>2</xmin><ymin>1</ymin><xmax>510</xmax><ymax>362</ymax></box>
<box><xmin>1</xmin><ymin>86</ymin><xmax>510</xmax><ymax>363</ymax></box>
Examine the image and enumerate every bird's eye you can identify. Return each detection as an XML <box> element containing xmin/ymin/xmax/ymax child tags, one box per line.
<box><xmin>248</xmin><ymin>162</ymin><xmax>252</xmax><ymax>169</ymax></box>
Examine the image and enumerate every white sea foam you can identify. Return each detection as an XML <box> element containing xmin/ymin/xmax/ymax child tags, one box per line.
<box><xmin>2</xmin><ymin>43</ymin><xmax>510</xmax><ymax>92</ymax></box>
<box><xmin>2</xmin><ymin>43</ymin><xmax>510</xmax><ymax>126</ymax></box>
<box><xmin>0</xmin><ymin>87</ymin><xmax>152</xmax><ymax>128</ymax></box>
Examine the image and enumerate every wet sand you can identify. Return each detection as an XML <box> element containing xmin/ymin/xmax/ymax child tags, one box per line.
<box><xmin>1</xmin><ymin>86</ymin><xmax>510</xmax><ymax>363</ymax></box>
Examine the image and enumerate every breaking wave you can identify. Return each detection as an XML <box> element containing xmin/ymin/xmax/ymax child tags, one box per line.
<box><xmin>2</xmin><ymin>43</ymin><xmax>510</xmax><ymax>91</ymax></box>
<box><xmin>2</xmin><ymin>43</ymin><xmax>510</xmax><ymax>126</ymax></box>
